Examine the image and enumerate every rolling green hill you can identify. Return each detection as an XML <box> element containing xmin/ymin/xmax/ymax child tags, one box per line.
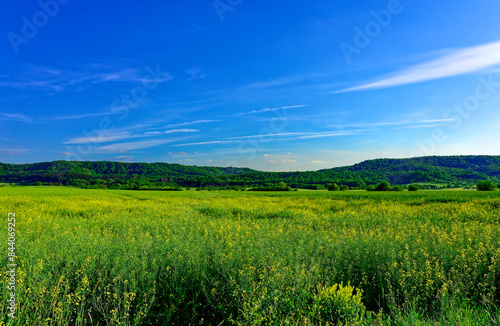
<box><xmin>321</xmin><ymin>155</ymin><xmax>500</xmax><ymax>186</ymax></box>
<box><xmin>1</xmin><ymin>155</ymin><xmax>499</xmax><ymax>189</ymax></box>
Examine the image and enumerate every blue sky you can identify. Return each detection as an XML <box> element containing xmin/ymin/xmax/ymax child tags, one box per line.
<box><xmin>1</xmin><ymin>0</ymin><xmax>500</xmax><ymax>171</ymax></box>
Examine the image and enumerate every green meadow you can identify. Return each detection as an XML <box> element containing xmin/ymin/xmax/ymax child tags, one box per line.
<box><xmin>1</xmin><ymin>187</ymin><xmax>500</xmax><ymax>325</ymax></box>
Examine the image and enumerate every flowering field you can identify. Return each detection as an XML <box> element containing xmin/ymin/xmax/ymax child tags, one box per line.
<box><xmin>1</xmin><ymin>187</ymin><xmax>500</xmax><ymax>325</ymax></box>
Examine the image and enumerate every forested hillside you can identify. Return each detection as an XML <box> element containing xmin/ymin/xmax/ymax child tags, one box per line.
<box><xmin>321</xmin><ymin>156</ymin><xmax>500</xmax><ymax>186</ymax></box>
<box><xmin>1</xmin><ymin>155</ymin><xmax>499</xmax><ymax>189</ymax></box>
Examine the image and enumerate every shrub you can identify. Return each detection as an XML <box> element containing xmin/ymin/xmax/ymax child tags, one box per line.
<box><xmin>408</xmin><ymin>184</ymin><xmax>419</xmax><ymax>191</ymax></box>
<box><xmin>476</xmin><ymin>180</ymin><xmax>497</xmax><ymax>191</ymax></box>
<box><xmin>340</xmin><ymin>185</ymin><xmax>349</xmax><ymax>191</ymax></box>
<box><xmin>310</xmin><ymin>283</ymin><xmax>366</xmax><ymax>325</ymax></box>
<box><xmin>375</xmin><ymin>181</ymin><xmax>391</xmax><ymax>191</ymax></box>
<box><xmin>328</xmin><ymin>183</ymin><xmax>340</xmax><ymax>191</ymax></box>
<box><xmin>366</xmin><ymin>185</ymin><xmax>376</xmax><ymax>191</ymax></box>
<box><xmin>390</xmin><ymin>185</ymin><xmax>404</xmax><ymax>191</ymax></box>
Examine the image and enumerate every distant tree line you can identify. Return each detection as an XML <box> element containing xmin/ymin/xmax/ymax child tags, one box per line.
<box><xmin>1</xmin><ymin>156</ymin><xmax>500</xmax><ymax>190</ymax></box>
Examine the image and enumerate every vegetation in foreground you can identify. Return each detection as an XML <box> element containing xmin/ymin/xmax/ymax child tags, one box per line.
<box><xmin>1</xmin><ymin>188</ymin><xmax>500</xmax><ymax>325</ymax></box>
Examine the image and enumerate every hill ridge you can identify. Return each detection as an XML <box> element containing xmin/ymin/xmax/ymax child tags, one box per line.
<box><xmin>1</xmin><ymin>155</ymin><xmax>499</xmax><ymax>189</ymax></box>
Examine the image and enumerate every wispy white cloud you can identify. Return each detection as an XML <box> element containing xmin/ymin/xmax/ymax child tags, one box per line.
<box><xmin>145</xmin><ymin>129</ymin><xmax>199</xmax><ymax>135</ymax></box>
<box><xmin>419</xmin><ymin>119</ymin><xmax>456</xmax><ymax>123</ymax></box>
<box><xmin>311</xmin><ymin>160</ymin><xmax>328</xmax><ymax>164</ymax></box>
<box><xmin>64</xmin><ymin>132</ymin><xmax>132</xmax><ymax>144</ymax></box>
<box><xmin>1</xmin><ymin>113</ymin><xmax>33</xmax><ymax>122</ymax></box>
<box><xmin>164</xmin><ymin>129</ymin><xmax>198</xmax><ymax>134</ymax></box>
<box><xmin>393</xmin><ymin>124</ymin><xmax>444</xmax><ymax>129</ymax></box>
<box><xmin>97</xmin><ymin>139</ymin><xmax>180</xmax><ymax>153</ymax></box>
<box><xmin>0</xmin><ymin>63</ymin><xmax>172</xmax><ymax>92</ymax></box>
<box><xmin>235</xmin><ymin>105</ymin><xmax>308</xmax><ymax>116</ymax></box>
<box><xmin>337</xmin><ymin>40</ymin><xmax>500</xmax><ymax>93</ymax></box>
<box><xmin>226</xmin><ymin>131</ymin><xmax>359</xmax><ymax>140</ymax></box>
<box><xmin>114</xmin><ymin>156</ymin><xmax>135</xmax><ymax>161</ymax></box>
<box><xmin>162</xmin><ymin>120</ymin><xmax>220</xmax><ymax>128</ymax></box>
<box><xmin>298</xmin><ymin>131</ymin><xmax>358</xmax><ymax>139</ymax></box>
<box><xmin>101</xmin><ymin>155</ymin><xmax>135</xmax><ymax>162</ymax></box>
<box><xmin>0</xmin><ymin>146</ymin><xmax>31</xmax><ymax>155</ymax></box>
<box><xmin>172</xmin><ymin>140</ymin><xmax>240</xmax><ymax>147</ymax></box>
<box><xmin>328</xmin><ymin>119</ymin><xmax>455</xmax><ymax>128</ymax></box>
<box><xmin>241</xmin><ymin>76</ymin><xmax>303</xmax><ymax>89</ymax></box>
<box><xmin>173</xmin><ymin>130</ymin><xmax>361</xmax><ymax>147</ymax></box>
<box><xmin>64</xmin><ymin>129</ymin><xmax>198</xmax><ymax>145</ymax></box>
<box><xmin>268</xmin><ymin>159</ymin><xmax>297</xmax><ymax>164</ymax></box>
<box><xmin>226</xmin><ymin>132</ymin><xmax>309</xmax><ymax>140</ymax></box>
<box><xmin>52</xmin><ymin>111</ymin><xmax>118</xmax><ymax>120</ymax></box>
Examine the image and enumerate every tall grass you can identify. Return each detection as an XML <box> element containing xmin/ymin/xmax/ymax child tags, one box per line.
<box><xmin>1</xmin><ymin>187</ymin><xmax>499</xmax><ymax>325</ymax></box>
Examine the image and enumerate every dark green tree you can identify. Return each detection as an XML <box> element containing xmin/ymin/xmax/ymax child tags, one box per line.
<box><xmin>375</xmin><ymin>181</ymin><xmax>391</xmax><ymax>191</ymax></box>
<box><xmin>328</xmin><ymin>183</ymin><xmax>340</xmax><ymax>191</ymax></box>
<box><xmin>408</xmin><ymin>184</ymin><xmax>419</xmax><ymax>191</ymax></box>
<box><xmin>476</xmin><ymin>180</ymin><xmax>497</xmax><ymax>191</ymax></box>
<box><xmin>278</xmin><ymin>181</ymin><xmax>288</xmax><ymax>190</ymax></box>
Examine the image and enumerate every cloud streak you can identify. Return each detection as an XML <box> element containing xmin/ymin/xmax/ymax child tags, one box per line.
<box><xmin>240</xmin><ymin>76</ymin><xmax>305</xmax><ymax>89</ymax></box>
<box><xmin>337</xmin><ymin>40</ymin><xmax>500</xmax><ymax>93</ymax></box>
<box><xmin>162</xmin><ymin>120</ymin><xmax>220</xmax><ymax>128</ymax></box>
<box><xmin>393</xmin><ymin>124</ymin><xmax>444</xmax><ymax>129</ymax></box>
<box><xmin>97</xmin><ymin>139</ymin><xmax>181</xmax><ymax>153</ymax></box>
<box><xmin>172</xmin><ymin>140</ymin><xmax>240</xmax><ymax>147</ymax></box>
<box><xmin>0</xmin><ymin>146</ymin><xmax>31</xmax><ymax>155</ymax></box>
<box><xmin>268</xmin><ymin>159</ymin><xmax>297</xmax><ymax>164</ymax></box>
<box><xmin>1</xmin><ymin>113</ymin><xmax>33</xmax><ymax>123</ymax></box>
<box><xmin>173</xmin><ymin>130</ymin><xmax>361</xmax><ymax>147</ymax></box>
<box><xmin>235</xmin><ymin>105</ymin><xmax>308</xmax><ymax>116</ymax></box>
<box><xmin>327</xmin><ymin>119</ymin><xmax>455</xmax><ymax>128</ymax></box>
<box><xmin>52</xmin><ymin>111</ymin><xmax>119</xmax><ymax>120</ymax></box>
<box><xmin>64</xmin><ymin>132</ymin><xmax>132</xmax><ymax>144</ymax></box>
<box><xmin>0</xmin><ymin>63</ymin><xmax>173</xmax><ymax>92</ymax></box>
<box><xmin>64</xmin><ymin>129</ymin><xmax>198</xmax><ymax>144</ymax></box>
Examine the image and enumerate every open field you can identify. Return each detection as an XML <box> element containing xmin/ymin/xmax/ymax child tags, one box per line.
<box><xmin>1</xmin><ymin>187</ymin><xmax>500</xmax><ymax>325</ymax></box>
